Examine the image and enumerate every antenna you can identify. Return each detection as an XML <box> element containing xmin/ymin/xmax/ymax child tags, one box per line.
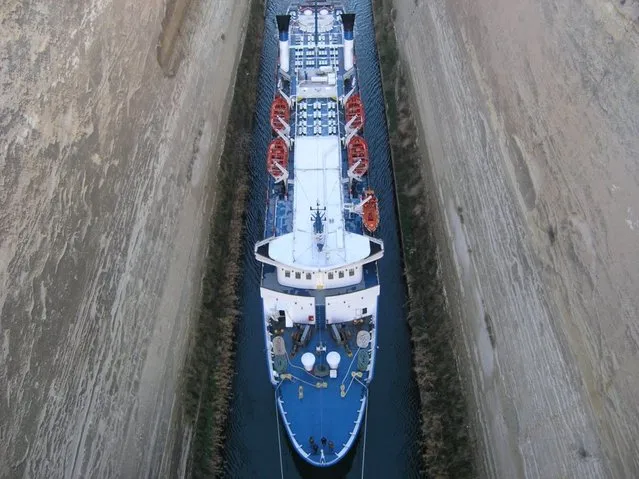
<box><xmin>310</xmin><ymin>202</ymin><xmax>327</xmax><ymax>252</ymax></box>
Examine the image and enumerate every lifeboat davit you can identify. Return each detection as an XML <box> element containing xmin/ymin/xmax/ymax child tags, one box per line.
<box><xmin>362</xmin><ymin>189</ymin><xmax>379</xmax><ymax>233</ymax></box>
<box><xmin>270</xmin><ymin>95</ymin><xmax>290</xmax><ymax>132</ymax></box>
<box><xmin>267</xmin><ymin>137</ymin><xmax>289</xmax><ymax>180</ymax></box>
<box><xmin>347</xmin><ymin>135</ymin><xmax>369</xmax><ymax>177</ymax></box>
<box><xmin>345</xmin><ymin>93</ymin><xmax>365</xmax><ymax>131</ymax></box>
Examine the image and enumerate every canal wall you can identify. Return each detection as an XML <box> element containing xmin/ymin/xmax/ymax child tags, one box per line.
<box><xmin>181</xmin><ymin>0</ymin><xmax>264</xmax><ymax>476</ymax></box>
<box><xmin>373</xmin><ymin>1</ymin><xmax>474</xmax><ymax>477</ymax></box>
<box><xmin>0</xmin><ymin>0</ymin><xmax>250</xmax><ymax>476</ymax></box>
<box><xmin>387</xmin><ymin>0</ymin><xmax>639</xmax><ymax>477</ymax></box>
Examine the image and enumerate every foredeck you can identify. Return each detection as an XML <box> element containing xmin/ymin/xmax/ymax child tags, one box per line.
<box><xmin>275</xmin><ymin>305</ymin><xmax>371</xmax><ymax>463</ymax></box>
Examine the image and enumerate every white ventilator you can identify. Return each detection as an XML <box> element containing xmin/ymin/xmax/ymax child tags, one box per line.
<box><xmin>301</xmin><ymin>352</ymin><xmax>316</xmax><ymax>372</ymax></box>
<box><xmin>327</xmin><ymin>351</ymin><xmax>341</xmax><ymax>379</ymax></box>
<box><xmin>327</xmin><ymin>351</ymin><xmax>341</xmax><ymax>370</ymax></box>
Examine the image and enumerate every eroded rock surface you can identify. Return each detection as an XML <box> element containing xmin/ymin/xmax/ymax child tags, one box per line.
<box><xmin>0</xmin><ymin>0</ymin><xmax>249</xmax><ymax>476</ymax></box>
<box><xmin>393</xmin><ymin>0</ymin><xmax>639</xmax><ymax>477</ymax></box>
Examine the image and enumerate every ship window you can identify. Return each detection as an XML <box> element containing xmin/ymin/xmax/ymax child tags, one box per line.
<box><xmin>328</xmin><ymin>272</ymin><xmax>334</xmax><ymax>280</ymax></box>
<box><xmin>295</xmin><ymin>272</ymin><xmax>301</xmax><ymax>279</ymax></box>
<box><xmin>349</xmin><ymin>269</ymin><xmax>355</xmax><ymax>277</ymax></box>
<box><xmin>285</xmin><ymin>271</ymin><xmax>291</xmax><ymax>278</ymax></box>
<box><xmin>362</xmin><ymin>308</ymin><xmax>368</xmax><ymax>314</ymax></box>
<box><xmin>306</xmin><ymin>273</ymin><xmax>311</xmax><ymax>280</ymax></box>
<box><xmin>338</xmin><ymin>271</ymin><xmax>344</xmax><ymax>278</ymax></box>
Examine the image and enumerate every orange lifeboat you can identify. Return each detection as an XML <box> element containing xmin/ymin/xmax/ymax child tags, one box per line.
<box><xmin>362</xmin><ymin>189</ymin><xmax>380</xmax><ymax>233</ymax></box>
<box><xmin>270</xmin><ymin>95</ymin><xmax>290</xmax><ymax>132</ymax></box>
<box><xmin>345</xmin><ymin>93</ymin><xmax>365</xmax><ymax>131</ymax></box>
<box><xmin>267</xmin><ymin>137</ymin><xmax>289</xmax><ymax>180</ymax></box>
<box><xmin>347</xmin><ymin>135</ymin><xmax>369</xmax><ymax>177</ymax></box>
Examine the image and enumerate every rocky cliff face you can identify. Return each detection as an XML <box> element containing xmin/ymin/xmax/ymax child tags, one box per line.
<box><xmin>0</xmin><ymin>0</ymin><xmax>249</xmax><ymax>476</ymax></box>
<box><xmin>392</xmin><ymin>0</ymin><xmax>639</xmax><ymax>477</ymax></box>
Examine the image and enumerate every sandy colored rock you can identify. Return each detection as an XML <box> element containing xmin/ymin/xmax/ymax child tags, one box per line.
<box><xmin>0</xmin><ymin>0</ymin><xmax>249</xmax><ymax>476</ymax></box>
<box><xmin>393</xmin><ymin>0</ymin><xmax>638</xmax><ymax>477</ymax></box>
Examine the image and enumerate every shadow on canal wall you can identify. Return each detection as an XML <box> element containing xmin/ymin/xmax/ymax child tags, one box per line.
<box><xmin>373</xmin><ymin>1</ymin><xmax>476</xmax><ymax>477</ymax></box>
<box><xmin>157</xmin><ymin>0</ymin><xmax>195</xmax><ymax>76</ymax></box>
<box><xmin>179</xmin><ymin>0</ymin><xmax>264</xmax><ymax>476</ymax></box>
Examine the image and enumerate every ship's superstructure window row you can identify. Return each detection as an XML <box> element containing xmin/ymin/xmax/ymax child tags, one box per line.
<box><xmin>276</xmin><ymin>265</ymin><xmax>363</xmax><ymax>289</ymax></box>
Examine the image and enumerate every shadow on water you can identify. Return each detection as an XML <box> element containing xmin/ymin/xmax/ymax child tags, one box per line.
<box><xmin>223</xmin><ymin>1</ymin><xmax>421</xmax><ymax>477</ymax></box>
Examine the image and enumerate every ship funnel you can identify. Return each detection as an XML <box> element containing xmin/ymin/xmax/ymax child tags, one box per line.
<box><xmin>341</xmin><ymin>13</ymin><xmax>355</xmax><ymax>34</ymax></box>
<box><xmin>276</xmin><ymin>15</ymin><xmax>291</xmax><ymax>73</ymax></box>
<box><xmin>341</xmin><ymin>13</ymin><xmax>356</xmax><ymax>70</ymax></box>
<box><xmin>301</xmin><ymin>352</ymin><xmax>316</xmax><ymax>372</ymax></box>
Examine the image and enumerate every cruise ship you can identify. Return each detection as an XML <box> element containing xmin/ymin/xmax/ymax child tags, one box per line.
<box><xmin>255</xmin><ymin>2</ymin><xmax>383</xmax><ymax>467</ymax></box>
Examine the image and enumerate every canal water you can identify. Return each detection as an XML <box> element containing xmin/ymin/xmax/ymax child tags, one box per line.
<box><xmin>223</xmin><ymin>1</ymin><xmax>421</xmax><ymax>477</ymax></box>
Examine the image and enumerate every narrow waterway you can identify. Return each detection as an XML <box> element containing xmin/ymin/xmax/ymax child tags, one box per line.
<box><xmin>223</xmin><ymin>1</ymin><xmax>422</xmax><ymax>477</ymax></box>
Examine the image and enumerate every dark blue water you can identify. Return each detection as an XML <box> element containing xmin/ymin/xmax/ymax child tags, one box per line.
<box><xmin>223</xmin><ymin>1</ymin><xmax>421</xmax><ymax>477</ymax></box>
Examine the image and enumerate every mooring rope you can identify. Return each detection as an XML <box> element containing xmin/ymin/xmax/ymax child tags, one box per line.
<box><xmin>292</xmin><ymin>374</ymin><xmax>320</xmax><ymax>388</ymax></box>
<box><xmin>361</xmin><ymin>387</ymin><xmax>370</xmax><ymax>479</ymax></box>
<box><xmin>275</xmin><ymin>384</ymin><xmax>284</xmax><ymax>479</ymax></box>
<box><xmin>341</xmin><ymin>347</ymin><xmax>361</xmax><ymax>386</ymax></box>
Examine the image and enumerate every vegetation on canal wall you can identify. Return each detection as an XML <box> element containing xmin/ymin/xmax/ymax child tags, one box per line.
<box><xmin>372</xmin><ymin>1</ymin><xmax>476</xmax><ymax>477</ymax></box>
<box><xmin>181</xmin><ymin>0</ymin><xmax>264</xmax><ymax>476</ymax></box>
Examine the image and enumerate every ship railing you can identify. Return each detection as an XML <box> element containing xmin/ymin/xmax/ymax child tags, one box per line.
<box><xmin>279</xmin><ymin>69</ymin><xmax>291</xmax><ymax>82</ymax></box>
<box><xmin>346</xmin><ymin>160</ymin><xmax>364</xmax><ymax>181</ymax></box>
<box><xmin>341</xmin><ymin>84</ymin><xmax>356</xmax><ymax>106</ymax></box>
<box><xmin>279</xmin><ymin>88</ymin><xmax>293</xmax><ymax>107</ymax></box>
<box><xmin>274</xmin><ymin>119</ymin><xmax>292</xmax><ymax>148</ymax></box>
<box><xmin>343</xmin><ymin>190</ymin><xmax>372</xmax><ymax>215</ymax></box>
<box><xmin>343</xmin><ymin>119</ymin><xmax>360</xmax><ymax>143</ymax></box>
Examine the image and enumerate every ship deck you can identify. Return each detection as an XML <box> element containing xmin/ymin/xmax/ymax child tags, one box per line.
<box><xmin>259</xmin><ymin>3</ymin><xmax>380</xmax><ymax>467</ymax></box>
<box><xmin>273</xmin><ymin>304</ymin><xmax>371</xmax><ymax>465</ymax></box>
<box><xmin>263</xmin><ymin>9</ymin><xmax>369</xmax><ymax>241</ymax></box>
